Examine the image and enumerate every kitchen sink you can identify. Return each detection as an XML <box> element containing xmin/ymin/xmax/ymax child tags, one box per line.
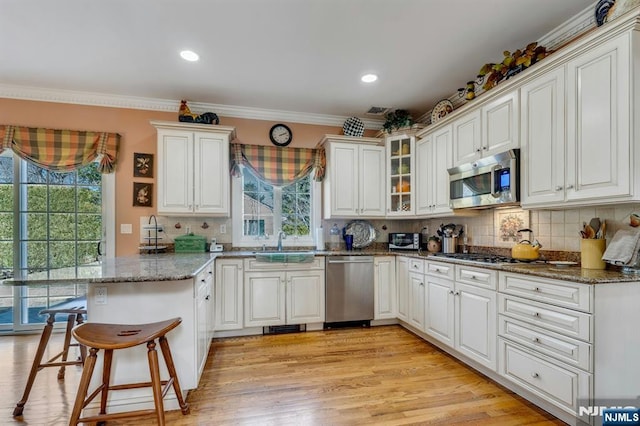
<box><xmin>253</xmin><ymin>251</ymin><xmax>315</xmax><ymax>263</ymax></box>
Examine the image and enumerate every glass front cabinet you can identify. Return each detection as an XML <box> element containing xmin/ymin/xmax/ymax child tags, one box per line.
<box><xmin>386</xmin><ymin>134</ymin><xmax>416</xmax><ymax>216</ymax></box>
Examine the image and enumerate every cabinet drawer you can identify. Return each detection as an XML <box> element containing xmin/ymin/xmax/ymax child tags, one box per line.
<box><xmin>409</xmin><ymin>258</ymin><xmax>425</xmax><ymax>274</ymax></box>
<box><xmin>456</xmin><ymin>265</ymin><xmax>497</xmax><ymax>290</ymax></box>
<box><xmin>425</xmin><ymin>260</ymin><xmax>453</xmax><ymax>279</ymax></box>
<box><xmin>244</xmin><ymin>257</ymin><xmax>324</xmax><ymax>272</ymax></box>
<box><xmin>498</xmin><ymin>339</ymin><xmax>591</xmax><ymax>415</ymax></box>
<box><xmin>498</xmin><ymin>294</ymin><xmax>592</xmax><ymax>342</ymax></box>
<box><xmin>499</xmin><ymin>315</ymin><xmax>591</xmax><ymax>372</ymax></box>
<box><xmin>499</xmin><ymin>272</ymin><xmax>592</xmax><ymax>312</ymax></box>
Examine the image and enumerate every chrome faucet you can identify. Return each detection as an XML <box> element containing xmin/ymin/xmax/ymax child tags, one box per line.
<box><xmin>277</xmin><ymin>230</ymin><xmax>286</xmax><ymax>251</ymax></box>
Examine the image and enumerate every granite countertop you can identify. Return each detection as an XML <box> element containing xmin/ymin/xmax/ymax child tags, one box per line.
<box><xmin>217</xmin><ymin>249</ymin><xmax>640</xmax><ymax>284</ymax></box>
<box><xmin>2</xmin><ymin>253</ymin><xmax>214</xmax><ymax>285</ymax></box>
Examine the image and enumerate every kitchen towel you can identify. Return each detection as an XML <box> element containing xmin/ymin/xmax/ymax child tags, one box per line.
<box><xmin>601</xmin><ymin>228</ymin><xmax>640</xmax><ymax>265</ymax></box>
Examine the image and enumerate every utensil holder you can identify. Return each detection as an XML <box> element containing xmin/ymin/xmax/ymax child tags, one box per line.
<box><xmin>442</xmin><ymin>237</ymin><xmax>457</xmax><ymax>254</ymax></box>
<box><xmin>580</xmin><ymin>239</ymin><xmax>606</xmax><ymax>270</ymax></box>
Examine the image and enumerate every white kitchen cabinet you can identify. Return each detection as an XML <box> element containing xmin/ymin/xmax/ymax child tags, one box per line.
<box><xmin>423</xmin><ymin>261</ymin><xmax>497</xmax><ymax>370</ymax></box>
<box><xmin>214</xmin><ymin>258</ymin><xmax>244</xmax><ymax>332</ymax></box>
<box><xmin>196</xmin><ymin>263</ymin><xmax>213</xmax><ymax>378</ymax></box>
<box><xmin>243</xmin><ymin>258</ymin><xmax>325</xmax><ymax>327</ymax></box>
<box><xmin>396</xmin><ymin>256</ymin><xmax>410</xmax><ymax>322</ymax></box>
<box><xmin>452</xmin><ymin>91</ymin><xmax>519</xmax><ymax>167</ymax></box>
<box><xmin>523</xmin><ymin>32</ymin><xmax>635</xmax><ymax>208</ymax></box>
<box><xmin>565</xmin><ymin>33</ymin><xmax>631</xmax><ymax>203</ymax></box>
<box><xmin>321</xmin><ymin>135</ymin><xmax>385</xmax><ymax>218</ymax></box>
<box><xmin>415</xmin><ymin>125</ymin><xmax>453</xmax><ymax>216</ymax></box>
<box><xmin>520</xmin><ymin>67</ymin><xmax>566</xmax><ymax>206</ymax></box>
<box><xmin>407</xmin><ymin>258</ymin><xmax>426</xmax><ymax>331</ymax></box>
<box><xmin>374</xmin><ymin>256</ymin><xmax>396</xmax><ymax>320</ymax></box>
<box><xmin>152</xmin><ymin>121</ymin><xmax>236</xmax><ymax>216</ymax></box>
<box><xmin>386</xmin><ymin>133</ymin><xmax>415</xmax><ymax>216</ymax></box>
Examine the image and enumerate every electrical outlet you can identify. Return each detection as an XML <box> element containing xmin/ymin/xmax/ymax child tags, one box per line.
<box><xmin>95</xmin><ymin>287</ymin><xmax>107</xmax><ymax>305</ymax></box>
<box><xmin>120</xmin><ymin>224</ymin><xmax>133</xmax><ymax>234</ymax></box>
<box><xmin>219</xmin><ymin>224</ymin><xmax>226</xmax><ymax>234</ymax></box>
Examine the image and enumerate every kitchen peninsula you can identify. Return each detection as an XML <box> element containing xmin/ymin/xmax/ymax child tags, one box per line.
<box><xmin>4</xmin><ymin>253</ymin><xmax>215</xmax><ymax>414</ymax></box>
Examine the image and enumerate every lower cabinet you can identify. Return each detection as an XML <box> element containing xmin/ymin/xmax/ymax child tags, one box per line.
<box><xmin>408</xmin><ymin>268</ymin><xmax>426</xmax><ymax>331</ymax></box>
<box><xmin>396</xmin><ymin>256</ymin><xmax>410</xmax><ymax>322</ymax></box>
<box><xmin>374</xmin><ymin>256</ymin><xmax>396</xmax><ymax>320</ymax></box>
<box><xmin>244</xmin><ymin>258</ymin><xmax>325</xmax><ymax>327</ymax></box>
<box><xmin>214</xmin><ymin>258</ymin><xmax>244</xmax><ymax>331</ymax></box>
<box><xmin>424</xmin><ymin>261</ymin><xmax>497</xmax><ymax>370</ymax></box>
<box><xmin>196</xmin><ymin>262</ymin><xmax>214</xmax><ymax>378</ymax></box>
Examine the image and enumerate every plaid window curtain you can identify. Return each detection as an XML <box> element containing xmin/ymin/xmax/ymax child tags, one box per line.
<box><xmin>0</xmin><ymin>125</ymin><xmax>120</xmax><ymax>173</ymax></box>
<box><xmin>230</xmin><ymin>143</ymin><xmax>325</xmax><ymax>186</ymax></box>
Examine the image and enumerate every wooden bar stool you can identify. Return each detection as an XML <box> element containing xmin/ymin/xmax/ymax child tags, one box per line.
<box><xmin>13</xmin><ymin>306</ymin><xmax>87</xmax><ymax>417</ymax></box>
<box><xmin>68</xmin><ymin>317</ymin><xmax>190</xmax><ymax>426</ymax></box>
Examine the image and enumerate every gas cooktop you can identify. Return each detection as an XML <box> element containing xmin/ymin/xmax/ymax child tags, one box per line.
<box><xmin>431</xmin><ymin>252</ymin><xmax>543</xmax><ymax>265</ymax></box>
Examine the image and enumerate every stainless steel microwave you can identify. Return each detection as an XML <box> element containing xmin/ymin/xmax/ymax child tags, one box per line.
<box><xmin>447</xmin><ymin>149</ymin><xmax>519</xmax><ymax>209</ymax></box>
<box><xmin>389</xmin><ymin>233</ymin><xmax>421</xmax><ymax>250</ymax></box>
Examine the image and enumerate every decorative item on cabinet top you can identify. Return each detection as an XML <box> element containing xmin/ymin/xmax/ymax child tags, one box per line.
<box><xmin>431</xmin><ymin>99</ymin><xmax>454</xmax><ymax>123</ymax></box>
<box><xmin>477</xmin><ymin>42</ymin><xmax>548</xmax><ymax>91</ymax></box>
<box><xmin>342</xmin><ymin>117</ymin><xmax>365</xmax><ymax>137</ymax></box>
<box><xmin>178</xmin><ymin>100</ymin><xmax>219</xmax><ymax>125</ymax></box>
<box><xmin>597</xmin><ymin>0</ymin><xmax>640</xmax><ymax>26</ymax></box>
<box><xmin>382</xmin><ymin>109</ymin><xmax>414</xmax><ymax>134</ymax></box>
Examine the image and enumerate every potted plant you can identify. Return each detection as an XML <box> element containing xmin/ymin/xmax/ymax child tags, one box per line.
<box><xmin>382</xmin><ymin>109</ymin><xmax>414</xmax><ymax>134</ymax></box>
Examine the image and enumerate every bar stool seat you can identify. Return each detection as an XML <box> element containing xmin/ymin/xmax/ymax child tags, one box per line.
<box><xmin>68</xmin><ymin>317</ymin><xmax>189</xmax><ymax>426</ymax></box>
<box><xmin>13</xmin><ymin>305</ymin><xmax>86</xmax><ymax>417</ymax></box>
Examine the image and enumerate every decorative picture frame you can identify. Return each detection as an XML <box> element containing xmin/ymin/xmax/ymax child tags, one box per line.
<box><xmin>133</xmin><ymin>182</ymin><xmax>153</xmax><ymax>207</ymax></box>
<box><xmin>133</xmin><ymin>153</ymin><xmax>154</xmax><ymax>178</ymax></box>
<box><xmin>494</xmin><ymin>208</ymin><xmax>530</xmax><ymax>247</ymax></box>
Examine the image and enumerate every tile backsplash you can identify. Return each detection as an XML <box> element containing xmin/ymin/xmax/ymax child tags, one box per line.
<box><xmin>144</xmin><ymin>203</ymin><xmax>640</xmax><ymax>253</ymax></box>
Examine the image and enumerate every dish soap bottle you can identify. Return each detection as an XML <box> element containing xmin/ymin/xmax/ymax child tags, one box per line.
<box><xmin>329</xmin><ymin>223</ymin><xmax>341</xmax><ymax>251</ymax></box>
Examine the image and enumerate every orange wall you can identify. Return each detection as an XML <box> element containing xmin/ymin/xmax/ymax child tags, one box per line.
<box><xmin>0</xmin><ymin>97</ymin><xmax>372</xmax><ymax>255</ymax></box>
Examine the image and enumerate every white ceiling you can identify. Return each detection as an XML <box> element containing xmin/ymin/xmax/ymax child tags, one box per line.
<box><xmin>1</xmin><ymin>0</ymin><xmax>593</xmax><ymax>125</ymax></box>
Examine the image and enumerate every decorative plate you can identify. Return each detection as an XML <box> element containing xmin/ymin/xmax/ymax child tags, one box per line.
<box><xmin>431</xmin><ymin>99</ymin><xmax>454</xmax><ymax>124</ymax></box>
<box><xmin>343</xmin><ymin>117</ymin><xmax>365</xmax><ymax>137</ymax></box>
<box><xmin>344</xmin><ymin>220</ymin><xmax>377</xmax><ymax>248</ymax></box>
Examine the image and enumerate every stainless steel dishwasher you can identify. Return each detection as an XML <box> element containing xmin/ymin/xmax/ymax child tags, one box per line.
<box><xmin>325</xmin><ymin>256</ymin><xmax>374</xmax><ymax>325</ymax></box>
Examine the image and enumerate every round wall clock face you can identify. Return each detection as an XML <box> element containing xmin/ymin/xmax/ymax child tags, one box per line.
<box><xmin>269</xmin><ymin>123</ymin><xmax>292</xmax><ymax>146</ymax></box>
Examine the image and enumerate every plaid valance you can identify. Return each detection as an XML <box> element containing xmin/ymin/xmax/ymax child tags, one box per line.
<box><xmin>230</xmin><ymin>143</ymin><xmax>325</xmax><ymax>186</ymax></box>
<box><xmin>0</xmin><ymin>125</ymin><xmax>119</xmax><ymax>173</ymax></box>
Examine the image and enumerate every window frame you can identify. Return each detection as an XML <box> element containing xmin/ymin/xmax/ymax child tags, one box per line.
<box><xmin>0</xmin><ymin>151</ymin><xmax>115</xmax><ymax>333</ymax></box>
<box><xmin>231</xmin><ymin>166</ymin><xmax>321</xmax><ymax>249</ymax></box>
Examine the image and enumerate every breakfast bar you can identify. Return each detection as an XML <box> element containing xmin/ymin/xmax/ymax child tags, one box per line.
<box><xmin>4</xmin><ymin>253</ymin><xmax>215</xmax><ymax>415</ymax></box>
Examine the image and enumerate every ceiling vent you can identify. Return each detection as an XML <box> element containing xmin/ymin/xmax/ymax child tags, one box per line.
<box><xmin>366</xmin><ymin>106</ymin><xmax>390</xmax><ymax>116</ymax></box>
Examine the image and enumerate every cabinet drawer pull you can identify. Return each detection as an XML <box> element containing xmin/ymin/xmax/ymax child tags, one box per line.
<box><xmin>531</xmin><ymin>372</ymin><xmax>539</xmax><ymax>379</ymax></box>
<box><xmin>533</xmin><ymin>312</ymin><xmax>540</xmax><ymax>317</ymax></box>
<box><xmin>419</xmin><ymin>282</ymin><xmax>424</xmax><ymax>287</ymax></box>
<box><xmin>534</xmin><ymin>287</ymin><xmax>540</xmax><ymax>292</ymax></box>
<box><xmin>470</xmin><ymin>275</ymin><xmax>477</xmax><ymax>280</ymax></box>
<box><xmin>532</xmin><ymin>337</ymin><xmax>540</xmax><ymax>343</ymax></box>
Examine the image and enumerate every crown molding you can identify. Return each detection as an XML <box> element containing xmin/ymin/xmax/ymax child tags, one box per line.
<box><xmin>0</xmin><ymin>84</ymin><xmax>384</xmax><ymax>130</ymax></box>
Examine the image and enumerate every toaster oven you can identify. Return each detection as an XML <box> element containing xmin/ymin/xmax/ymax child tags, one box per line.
<box><xmin>388</xmin><ymin>233</ymin><xmax>421</xmax><ymax>250</ymax></box>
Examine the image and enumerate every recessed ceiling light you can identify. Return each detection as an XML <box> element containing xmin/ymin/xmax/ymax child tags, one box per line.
<box><xmin>361</xmin><ymin>73</ymin><xmax>378</xmax><ymax>83</ymax></box>
<box><xmin>180</xmin><ymin>50</ymin><xmax>199</xmax><ymax>62</ymax></box>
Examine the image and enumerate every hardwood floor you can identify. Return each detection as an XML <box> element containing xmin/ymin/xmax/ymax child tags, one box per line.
<box><xmin>2</xmin><ymin>325</ymin><xmax>565</xmax><ymax>425</ymax></box>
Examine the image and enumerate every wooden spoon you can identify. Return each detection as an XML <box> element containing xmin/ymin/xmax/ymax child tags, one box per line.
<box><xmin>584</xmin><ymin>224</ymin><xmax>596</xmax><ymax>239</ymax></box>
<box><xmin>589</xmin><ymin>218</ymin><xmax>601</xmax><ymax>236</ymax></box>
<box><xmin>599</xmin><ymin>220</ymin><xmax>606</xmax><ymax>239</ymax></box>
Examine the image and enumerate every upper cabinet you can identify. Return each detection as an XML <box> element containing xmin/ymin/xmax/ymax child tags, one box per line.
<box><xmin>522</xmin><ymin>32</ymin><xmax>635</xmax><ymax>208</ymax></box>
<box><xmin>321</xmin><ymin>135</ymin><xmax>385</xmax><ymax>219</ymax></box>
<box><xmin>416</xmin><ymin>125</ymin><xmax>453</xmax><ymax>216</ymax></box>
<box><xmin>386</xmin><ymin>133</ymin><xmax>415</xmax><ymax>216</ymax></box>
<box><xmin>452</xmin><ymin>91</ymin><xmax>519</xmax><ymax>167</ymax></box>
<box><xmin>153</xmin><ymin>121</ymin><xmax>236</xmax><ymax>216</ymax></box>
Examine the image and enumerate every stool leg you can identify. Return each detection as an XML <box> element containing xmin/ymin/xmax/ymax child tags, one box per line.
<box><xmin>57</xmin><ymin>313</ymin><xmax>76</xmax><ymax>379</ymax></box>
<box><xmin>69</xmin><ymin>347</ymin><xmax>99</xmax><ymax>426</ymax></box>
<box><xmin>75</xmin><ymin>313</ymin><xmax>87</xmax><ymax>363</ymax></box>
<box><xmin>159</xmin><ymin>336</ymin><xmax>189</xmax><ymax>414</ymax></box>
<box><xmin>147</xmin><ymin>340</ymin><xmax>166</xmax><ymax>426</ymax></box>
<box><xmin>13</xmin><ymin>312</ymin><xmax>56</xmax><ymax>416</ymax></box>
<box><xmin>99</xmin><ymin>349</ymin><xmax>113</xmax><ymax>416</ymax></box>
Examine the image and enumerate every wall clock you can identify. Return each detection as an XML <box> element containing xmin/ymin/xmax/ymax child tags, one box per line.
<box><xmin>269</xmin><ymin>123</ymin><xmax>292</xmax><ymax>147</ymax></box>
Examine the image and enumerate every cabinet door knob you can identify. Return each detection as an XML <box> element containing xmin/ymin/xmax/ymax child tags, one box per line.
<box><xmin>482</xmin><ymin>146</ymin><xmax>488</xmax><ymax>151</ymax></box>
<box><xmin>454</xmin><ymin>291</ymin><xmax>460</xmax><ymax>296</ymax></box>
<box><xmin>533</xmin><ymin>312</ymin><xmax>540</xmax><ymax>317</ymax></box>
<box><xmin>449</xmin><ymin>290</ymin><xmax>454</xmax><ymax>295</ymax></box>
<box><xmin>476</xmin><ymin>148</ymin><xmax>481</xmax><ymax>153</ymax></box>
<box><xmin>566</xmin><ymin>184</ymin><xmax>574</xmax><ymax>189</ymax></box>
<box><xmin>555</xmin><ymin>186</ymin><xmax>563</xmax><ymax>191</ymax></box>
<box><xmin>205</xmin><ymin>295</ymin><xmax>210</xmax><ymax>300</ymax></box>
<box><xmin>533</xmin><ymin>337</ymin><xmax>540</xmax><ymax>343</ymax></box>
<box><xmin>531</xmin><ymin>372</ymin><xmax>540</xmax><ymax>378</ymax></box>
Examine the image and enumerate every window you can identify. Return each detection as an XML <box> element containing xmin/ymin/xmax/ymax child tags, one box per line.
<box><xmin>0</xmin><ymin>151</ymin><xmax>114</xmax><ymax>331</ymax></box>
<box><xmin>232</xmin><ymin>166</ymin><xmax>320</xmax><ymax>248</ymax></box>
